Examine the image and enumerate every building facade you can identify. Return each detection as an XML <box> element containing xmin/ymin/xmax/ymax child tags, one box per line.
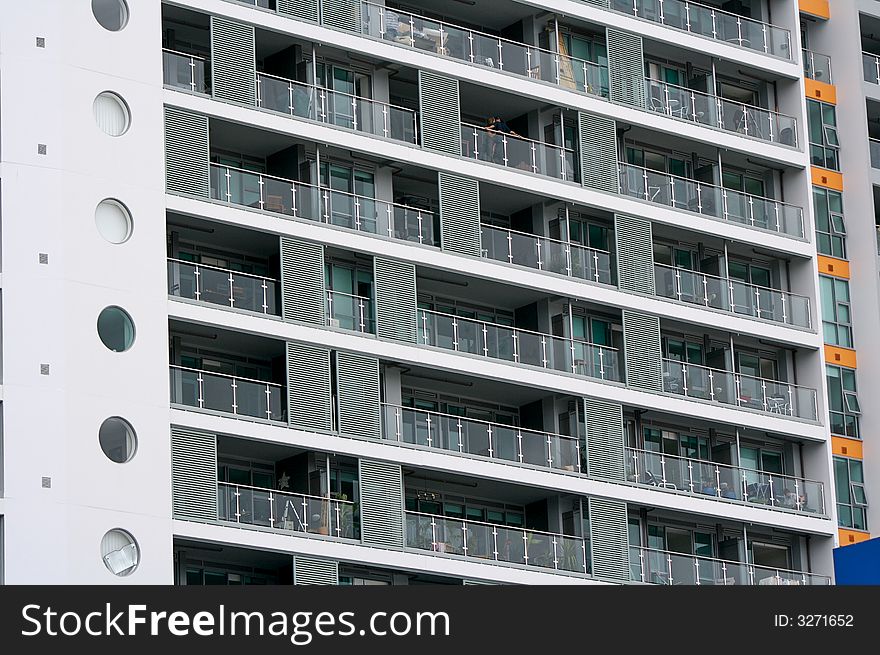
<box><xmin>3</xmin><ymin>0</ymin><xmax>872</xmax><ymax>585</ymax></box>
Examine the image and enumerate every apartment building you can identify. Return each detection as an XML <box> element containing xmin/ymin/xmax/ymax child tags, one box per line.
<box><xmin>0</xmin><ymin>0</ymin><xmax>857</xmax><ymax>585</ymax></box>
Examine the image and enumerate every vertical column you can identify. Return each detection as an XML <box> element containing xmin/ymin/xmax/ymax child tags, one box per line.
<box><xmin>439</xmin><ymin>172</ymin><xmax>481</xmax><ymax>257</ymax></box>
<box><xmin>286</xmin><ymin>342</ymin><xmax>333</xmax><ymax>432</ymax></box>
<box><xmin>607</xmin><ymin>29</ymin><xmax>646</xmax><ymax>108</ymax></box>
<box><xmin>280</xmin><ymin>237</ymin><xmax>326</xmax><ymax>325</ymax></box>
<box><xmin>336</xmin><ymin>352</ymin><xmax>381</xmax><ymax>439</ymax></box>
<box><xmin>615</xmin><ymin>214</ymin><xmax>655</xmax><ymax>294</ymax></box>
<box><xmin>170</xmin><ymin>427</ymin><xmax>217</xmax><ymax>522</ymax></box>
<box><xmin>374</xmin><ymin>258</ymin><xmax>418</xmax><ymax>343</ymax></box>
<box><xmin>210</xmin><ymin>16</ymin><xmax>256</xmax><ymax>105</ymax></box>
<box><xmin>359</xmin><ymin>459</ymin><xmax>405</xmax><ymax>549</ymax></box>
<box><xmin>419</xmin><ymin>71</ymin><xmax>461</xmax><ymax>154</ymax></box>
<box><xmin>578</xmin><ymin>112</ymin><xmax>618</xmax><ymax>193</ymax></box>
<box><xmin>583</xmin><ymin>398</ymin><xmax>626</xmax><ymax>481</ymax></box>
<box><xmin>163</xmin><ymin>107</ymin><xmax>209</xmax><ymax>197</ymax></box>
<box><xmin>622</xmin><ymin>311</ymin><xmax>663</xmax><ymax>391</ymax></box>
<box><xmin>293</xmin><ymin>556</ymin><xmax>339</xmax><ymax>585</ymax></box>
<box><xmin>588</xmin><ymin>497</ymin><xmax>631</xmax><ymax>582</ymax></box>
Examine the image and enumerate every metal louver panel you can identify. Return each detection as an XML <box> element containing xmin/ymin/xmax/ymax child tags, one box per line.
<box><xmin>583</xmin><ymin>399</ymin><xmax>625</xmax><ymax>481</ymax></box>
<box><xmin>439</xmin><ymin>172</ymin><xmax>481</xmax><ymax>256</ymax></box>
<box><xmin>336</xmin><ymin>352</ymin><xmax>381</xmax><ymax>439</ymax></box>
<box><xmin>164</xmin><ymin>107</ymin><xmax>209</xmax><ymax>196</ymax></box>
<box><xmin>588</xmin><ymin>498</ymin><xmax>630</xmax><ymax>582</ymax></box>
<box><xmin>419</xmin><ymin>71</ymin><xmax>460</xmax><ymax>154</ymax></box>
<box><xmin>278</xmin><ymin>0</ymin><xmax>319</xmax><ymax>22</ymax></box>
<box><xmin>359</xmin><ymin>459</ymin><xmax>404</xmax><ymax>549</ymax></box>
<box><xmin>578</xmin><ymin>112</ymin><xmax>618</xmax><ymax>193</ymax></box>
<box><xmin>293</xmin><ymin>557</ymin><xmax>339</xmax><ymax>585</ymax></box>
<box><xmin>210</xmin><ymin>16</ymin><xmax>256</xmax><ymax>105</ymax></box>
<box><xmin>607</xmin><ymin>29</ymin><xmax>645</xmax><ymax>108</ymax></box>
<box><xmin>374</xmin><ymin>258</ymin><xmax>417</xmax><ymax>343</ymax></box>
<box><xmin>581</xmin><ymin>0</ymin><xmax>610</xmax><ymax>6</ymax></box>
<box><xmin>280</xmin><ymin>237</ymin><xmax>326</xmax><ymax>325</ymax></box>
<box><xmin>615</xmin><ymin>214</ymin><xmax>655</xmax><ymax>294</ymax></box>
<box><xmin>171</xmin><ymin>427</ymin><xmax>217</xmax><ymax>522</ymax></box>
<box><xmin>321</xmin><ymin>0</ymin><xmax>360</xmax><ymax>32</ymax></box>
<box><xmin>622</xmin><ymin>311</ymin><xmax>662</xmax><ymax>391</ymax></box>
<box><xmin>286</xmin><ymin>342</ymin><xmax>333</xmax><ymax>431</ymax></box>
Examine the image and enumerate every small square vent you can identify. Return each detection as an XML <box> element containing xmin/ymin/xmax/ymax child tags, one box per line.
<box><xmin>41</xmin><ymin>477</ymin><xmax>51</xmax><ymax>489</ymax></box>
<box><xmin>40</xmin><ymin>364</ymin><xmax>50</xmax><ymax>375</ymax></box>
<box><xmin>39</xmin><ymin>253</ymin><xmax>49</xmax><ymax>265</ymax></box>
<box><xmin>37</xmin><ymin>144</ymin><xmax>47</xmax><ymax>155</ymax></box>
<box><xmin>36</xmin><ymin>37</ymin><xmax>45</xmax><ymax>48</ymax></box>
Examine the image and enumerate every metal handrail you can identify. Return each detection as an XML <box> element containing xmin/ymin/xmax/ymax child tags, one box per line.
<box><xmin>462</xmin><ymin>121</ymin><xmax>574</xmax><ymax>155</ymax></box>
<box><xmin>167</xmin><ymin>257</ymin><xmax>277</xmax><ymax>284</ymax></box>
<box><xmin>169</xmin><ymin>364</ymin><xmax>284</xmax><ymax>389</ymax></box>
<box><xmin>162</xmin><ymin>47</ymin><xmax>208</xmax><ymax>61</ymax></box>
<box><xmin>802</xmin><ymin>49</ymin><xmax>832</xmax><ymax>84</ymax></box>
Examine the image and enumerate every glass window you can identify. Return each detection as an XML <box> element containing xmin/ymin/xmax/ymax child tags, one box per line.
<box><xmin>834</xmin><ymin>457</ymin><xmax>868</xmax><ymax>530</ymax></box>
<box><xmin>813</xmin><ymin>188</ymin><xmax>846</xmax><ymax>259</ymax></box>
<box><xmin>807</xmin><ymin>99</ymin><xmax>840</xmax><ymax>170</ymax></box>
<box><xmin>819</xmin><ymin>276</ymin><xmax>853</xmax><ymax>347</ymax></box>
<box><xmin>827</xmin><ymin>365</ymin><xmax>860</xmax><ymax>438</ymax></box>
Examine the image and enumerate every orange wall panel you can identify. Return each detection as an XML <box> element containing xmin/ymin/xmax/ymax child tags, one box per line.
<box><xmin>817</xmin><ymin>256</ymin><xmax>850</xmax><ymax>279</ymax></box>
<box><xmin>799</xmin><ymin>0</ymin><xmax>830</xmax><ymax>19</ymax></box>
<box><xmin>825</xmin><ymin>345</ymin><xmax>857</xmax><ymax>369</ymax></box>
<box><xmin>811</xmin><ymin>167</ymin><xmax>843</xmax><ymax>191</ymax></box>
<box><xmin>832</xmin><ymin>436</ymin><xmax>863</xmax><ymax>459</ymax></box>
<box><xmin>804</xmin><ymin>79</ymin><xmax>836</xmax><ymax>104</ymax></box>
<box><xmin>839</xmin><ymin>529</ymin><xmax>871</xmax><ymax>546</ymax></box>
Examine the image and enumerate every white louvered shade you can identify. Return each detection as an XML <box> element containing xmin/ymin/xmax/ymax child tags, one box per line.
<box><xmin>93</xmin><ymin>92</ymin><xmax>130</xmax><ymax>136</ymax></box>
<box><xmin>439</xmin><ymin>173</ymin><xmax>481</xmax><ymax>257</ymax></box>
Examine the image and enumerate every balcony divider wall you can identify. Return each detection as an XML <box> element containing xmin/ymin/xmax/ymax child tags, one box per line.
<box><xmin>335</xmin><ymin>352</ymin><xmax>381</xmax><ymax>439</ymax></box>
<box><xmin>279</xmin><ymin>0</ymin><xmax>319</xmax><ymax>23</ymax></box>
<box><xmin>286</xmin><ymin>342</ymin><xmax>334</xmax><ymax>432</ymax></box>
<box><xmin>579</xmin><ymin>112</ymin><xmax>618</xmax><ymax>193</ymax></box>
<box><xmin>615</xmin><ymin>213</ymin><xmax>655</xmax><ymax>294</ymax></box>
<box><xmin>293</xmin><ymin>556</ymin><xmax>339</xmax><ymax>585</ymax></box>
<box><xmin>607</xmin><ymin>29</ymin><xmax>645</xmax><ymax>108</ymax></box>
<box><xmin>164</xmin><ymin>107</ymin><xmax>210</xmax><ymax>197</ymax></box>
<box><xmin>622</xmin><ymin>311</ymin><xmax>663</xmax><ymax>391</ymax></box>
<box><xmin>171</xmin><ymin>427</ymin><xmax>218</xmax><ymax>522</ymax></box>
<box><xmin>210</xmin><ymin>16</ymin><xmax>257</xmax><ymax>105</ymax></box>
<box><xmin>584</xmin><ymin>398</ymin><xmax>626</xmax><ymax>481</ymax></box>
<box><xmin>588</xmin><ymin>497</ymin><xmax>630</xmax><ymax>581</ymax></box>
<box><xmin>419</xmin><ymin>71</ymin><xmax>460</xmax><ymax>154</ymax></box>
<box><xmin>280</xmin><ymin>237</ymin><xmax>327</xmax><ymax>325</ymax></box>
<box><xmin>374</xmin><ymin>257</ymin><xmax>418</xmax><ymax>343</ymax></box>
<box><xmin>359</xmin><ymin>459</ymin><xmax>405</xmax><ymax>549</ymax></box>
<box><xmin>439</xmin><ymin>172</ymin><xmax>481</xmax><ymax>257</ymax></box>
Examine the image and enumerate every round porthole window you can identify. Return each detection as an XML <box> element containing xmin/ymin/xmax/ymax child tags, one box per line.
<box><xmin>101</xmin><ymin>529</ymin><xmax>139</xmax><ymax>576</ymax></box>
<box><xmin>93</xmin><ymin>92</ymin><xmax>131</xmax><ymax>137</ymax></box>
<box><xmin>92</xmin><ymin>0</ymin><xmax>129</xmax><ymax>32</ymax></box>
<box><xmin>97</xmin><ymin>306</ymin><xmax>135</xmax><ymax>352</ymax></box>
<box><xmin>99</xmin><ymin>417</ymin><xmax>137</xmax><ymax>463</ymax></box>
<box><xmin>95</xmin><ymin>199</ymin><xmax>133</xmax><ymax>244</ymax></box>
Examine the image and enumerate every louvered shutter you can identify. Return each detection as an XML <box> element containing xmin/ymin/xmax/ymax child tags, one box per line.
<box><xmin>583</xmin><ymin>399</ymin><xmax>625</xmax><ymax>480</ymax></box>
<box><xmin>280</xmin><ymin>237</ymin><xmax>326</xmax><ymax>325</ymax></box>
<box><xmin>293</xmin><ymin>557</ymin><xmax>339</xmax><ymax>585</ymax></box>
<box><xmin>615</xmin><ymin>214</ymin><xmax>655</xmax><ymax>294</ymax></box>
<box><xmin>321</xmin><ymin>0</ymin><xmax>360</xmax><ymax>32</ymax></box>
<box><xmin>171</xmin><ymin>427</ymin><xmax>217</xmax><ymax>521</ymax></box>
<box><xmin>588</xmin><ymin>498</ymin><xmax>630</xmax><ymax>582</ymax></box>
<box><xmin>622</xmin><ymin>311</ymin><xmax>662</xmax><ymax>391</ymax></box>
<box><xmin>286</xmin><ymin>342</ymin><xmax>334</xmax><ymax>431</ymax></box>
<box><xmin>579</xmin><ymin>112</ymin><xmax>618</xmax><ymax>193</ymax></box>
<box><xmin>607</xmin><ymin>29</ymin><xmax>645</xmax><ymax>108</ymax></box>
<box><xmin>278</xmin><ymin>0</ymin><xmax>319</xmax><ymax>22</ymax></box>
<box><xmin>439</xmin><ymin>172</ymin><xmax>481</xmax><ymax>257</ymax></box>
<box><xmin>359</xmin><ymin>460</ymin><xmax>405</xmax><ymax>549</ymax></box>
<box><xmin>210</xmin><ymin>17</ymin><xmax>256</xmax><ymax>105</ymax></box>
<box><xmin>164</xmin><ymin>107</ymin><xmax>209</xmax><ymax>196</ymax></box>
<box><xmin>374</xmin><ymin>258</ymin><xmax>418</xmax><ymax>343</ymax></box>
<box><xmin>336</xmin><ymin>352</ymin><xmax>381</xmax><ymax>439</ymax></box>
<box><xmin>419</xmin><ymin>71</ymin><xmax>460</xmax><ymax>154</ymax></box>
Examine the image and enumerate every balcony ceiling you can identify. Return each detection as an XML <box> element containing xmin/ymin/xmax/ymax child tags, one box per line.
<box><xmin>175</xmin><ymin>539</ymin><xmax>293</xmax><ymax>570</ymax></box>
<box><xmin>397</xmin><ymin>362</ymin><xmax>551</xmax><ymax>408</ymax></box>
<box><xmin>168</xmin><ymin>213</ymin><xmax>281</xmax><ymax>256</ymax></box>
<box><xmin>170</xmin><ymin>319</ymin><xmax>285</xmax><ymax>361</ymax></box>
<box><xmin>398</xmin><ymin>0</ymin><xmax>535</xmax><ymax>34</ymax></box>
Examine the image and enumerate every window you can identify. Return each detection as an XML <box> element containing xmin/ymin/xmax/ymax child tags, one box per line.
<box><xmin>813</xmin><ymin>187</ymin><xmax>846</xmax><ymax>259</ymax></box>
<box><xmin>834</xmin><ymin>457</ymin><xmax>868</xmax><ymax>530</ymax></box>
<box><xmin>827</xmin><ymin>365</ymin><xmax>860</xmax><ymax>438</ymax></box>
<box><xmin>819</xmin><ymin>276</ymin><xmax>853</xmax><ymax>347</ymax></box>
<box><xmin>808</xmin><ymin>99</ymin><xmax>839</xmax><ymax>170</ymax></box>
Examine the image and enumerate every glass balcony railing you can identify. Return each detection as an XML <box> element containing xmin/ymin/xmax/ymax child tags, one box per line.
<box><xmin>653</xmin><ymin>263</ymin><xmax>812</xmax><ymax>329</ymax></box>
<box><xmin>863</xmin><ymin>52</ymin><xmax>880</xmax><ymax>85</ymax></box>
<box><xmin>608</xmin><ymin>0</ymin><xmax>792</xmax><ymax>60</ymax></box>
<box><xmin>644</xmin><ymin>79</ymin><xmax>797</xmax><ymax>146</ymax></box>
<box><xmin>630</xmin><ymin>546</ymin><xmax>831</xmax><ymax>585</ymax></box>
<box><xmin>256</xmin><ymin>72</ymin><xmax>418</xmax><ymax>144</ymax></box>
<box><xmin>870</xmin><ymin>139</ymin><xmax>880</xmax><ymax>169</ymax></box>
<box><xmin>233</xmin><ymin>0</ymin><xmax>275</xmax><ymax>9</ymax></box>
<box><xmin>802</xmin><ymin>49</ymin><xmax>832</xmax><ymax>84</ymax></box>
<box><xmin>382</xmin><ymin>404</ymin><xmax>582</xmax><ymax>473</ymax></box>
<box><xmin>480</xmin><ymin>224</ymin><xmax>613</xmax><ymax>285</ymax></box>
<box><xmin>162</xmin><ymin>48</ymin><xmax>209</xmax><ymax>94</ymax></box>
<box><xmin>208</xmin><ymin>163</ymin><xmax>439</xmax><ymax>247</ymax></box>
<box><xmin>167</xmin><ymin>259</ymin><xmax>279</xmax><ymax>315</ymax></box>
<box><xmin>218</xmin><ymin>482</ymin><xmax>357</xmax><ymax>539</ymax></box>
<box><xmin>327</xmin><ymin>289</ymin><xmax>375</xmax><ymax>334</ymax></box>
<box><xmin>618</xmin><ymin>162</ymin><xmax>805</xmax><ymax>238</ymax></box>
<box><xmin>406</xmin><ymin>511</ymin><xmax>590</xmax><ymax>576</ymax></box>
<box><xmin>360</xmin><ymin>1</ymin><xmax>609</xmax><ymax>98</ymax></box>
<box><xmin>661</xmin><ymin>359</ymin><xmax>819</xmax><ymax>421</ymax></box>
<box><xmin>418</xmin><ymin>308</ymin><xmax>620</xmax><ymax>382</ymax></box>
<box><xmin>169</xmin><ymin>365</ymin><xmax>286</xmax><ymax>422</ymax></box>
<box><xmin>625</xmin><ymin>447</ymin><xmax>825</xmax><ymax>515</ymax></box>
<box><xmin>461</xmin><ymin>123</ymin><xmax>577</xmax><ymax>182</ymax></box>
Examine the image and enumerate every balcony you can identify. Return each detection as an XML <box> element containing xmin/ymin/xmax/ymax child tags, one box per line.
<box><xmin>382</xmin><ymin>404</ymin><xmax>582</xmax><ymax>473</ymax></box>
<box><xmin>802</xmin><ymin>49</ymin><xmax>832</xmax><ymax>84</ymax></box>
<box><xmin>645</xmin><ymin>79</ymin><xmax>797</xmax><ymax>146</ymax></box>
<box><xmin>417</xmin><ymin>308</ymin><xmax>621</xmax><ymax>382</ymax></box>
<box><xmin>405</xmin><ymin>511</ymin><xmax>590</xmax><ymax>576</ymax></box>
<box><xmin>661</xmin><ymin>359</ymin><xmax>819</xmax><ymax>421</ymax></box>
<box><xmin>653</xmin><ymin>263</ymin><xmax>812</xmax><ymax>329</ymax></box>
<box><xmin>461</xmin><ymin>123</ymin><xmax>577</xmax><ymax>182</ymax></box>
<box><xmin>218</xmin><ymin>482</ymin><xmax>357</xmax><ymax>539</ymax></box>
<box><xmin>864</xmin><ymin>52</ymin><xmax>880</xmax><ymax>85</ymax></box>
<box><xmin>167</xmin><ymin>259</ymin><xmax>280</xmax><ymax>315</ymax></box>
<box><xmin>871</xmin><ymin>139</ymin><xmax>880</xmax><ymax>169</ymax></box>
<box><xmin>208</xmin><ymin>163</ymin><xmax>439</xmax><ymax>247</ymax></box>
<box><xmin>630</xmin><ymin>546</ymin><xmax>830</xmax><ymax>585</ymax></box>
<box><xmin>618</xmin><ymin>162</ymin><xmax>805</xmax><ymax>238</ymax></box>
<box><xmin>255</xmin><ymin>72</ymin><xmax>418</xmax><ymax>144</ymax></box>
<box><xmin>163</xmin><ymin>49</ymin><xmax>210</xmax><ymax>94</ymax></box>
<box><xmin>625</xmin><ymin>447</ymin><xmax>825</xmax><ymax>516</ymax></box>
<box><xmin>327</xmin><ymin>289</ymin><xmax>375</xmax><ymax>334</ymax></box>
<box><xmin>169</xmin><ymin>365</ymin><xmax>286</xmax><ymax>422</ymax></box>
<box><xmin>608</xmin><ymin>0</ymin><xmax>792</xmax><ymax>60</ymax></box>
<box><xmin>359</xmin><ymin>1</ymin><xmax>608</xmax><ymax>99</ymax></box>
<box><xmin>481</xmin><ymin>224</ymin><xmax>613</xmax><ymax>285</ymax></box>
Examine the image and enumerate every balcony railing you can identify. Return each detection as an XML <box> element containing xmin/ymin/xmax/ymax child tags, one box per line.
<box><xmin>863</xmin><ymin>52</ymin><xmax>880</xmax><ymax>84</ymax></box>
<box><xmin>653</xmin><ymin>263</ymin><xmax>812</xmax><ymax>329</ymax></box>
<box><xmin>162</xmin><ymin>48</ymin><xmax>209</xmax><ymax>94</ymax></box>
<box><xmin>870</xmin><ymin>139</ymin><xmax>880</xmax><ymax>169</ymax></box>
<box><xmin>418</xmin><ymin>308</ymin><xmax>620</xmax><ymax>382</ymax></box>
<box><xmin>481</xmin><ymin>224</ymin><xmax>613</xmax><ymax>285</ymax></box>
<box><xmin>360</xmin><ymin>1</ymin><xmax>608</xmax><ymax>98</ymax></box>
<box><xmin>169</xmin><ymin>365</ymin><xmax>286</xmax><ymax>422</ymax></box>
<box><xmin>618</xmin><ymin>162</ymin><xmax>805</xmax><ymax>238</ymax></box>
<box><xmin>609</xmin><ymin>0</ymin><xmax>792</xmax><ymax>60</ymax></box>
<box><xmin>208</xmin><ymin>163</ymin><xmax>439</xmax><ymax>247</ymax></box>
<box><xmin>406</xmin><ymin>511</ymin><xmax>590</xmax><ymax>576</ymax></box>
<box><xmin>256</xmin><ymin>72</ymin><xmax>418</xmax><ymax>144</ymax></box>
<box><xmin>661</xmin><ymin>359</ymin><xmax>819</xmax><ymax>421</ymax></box>
<box><xmin>630</xmin><ymin>546</ymin><xmax>830</xmax><ymax>585</ymax></box>
<box><xmin>625</xmin><ymin>447</ymin><xmax>825</xmax><ymax>515</ymax></box>
<box><xmin>382</xmin><ymin>404</ymin><xmax>582</xmax><ymax>473</ymax></box>
<box><xmin>218</xmin><ymin>482</ymin><xmax>356</xmax><ymax>539</ymax></box>
<box><xmin>327</xmin><ymin>289</ymin><xmax>375</xmax><ymax>334</ymax></box>
<box><xmin>167</xmin><ymin>259</ymin><xmax>279</xmax><ymax>315</ymax></box>
<box><xmin>461</xmin><ymin>123</ymin><xmax>577</xmax><ymax>182</ymax></box>
<box><xmin>802</xmin><ymin>49</ymin><xmax>832</xmax><ymax>84</ymax></box>
<box><xmin>645</xmin><ymin>79</ymin><xmax>797</xmax><ymax>146</ymax></box>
